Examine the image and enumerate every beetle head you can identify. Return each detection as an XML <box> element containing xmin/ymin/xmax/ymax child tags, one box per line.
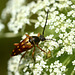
<box><xmin>39</xmin><ymin>35</ymin><xmax>46</xmax><ymax>41</ymax></box>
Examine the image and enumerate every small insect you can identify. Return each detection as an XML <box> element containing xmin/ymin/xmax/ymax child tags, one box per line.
<box><xmin>11</xmin><ymin>10</ymin><xmax>54</xmax><ymax>63</ymax></box>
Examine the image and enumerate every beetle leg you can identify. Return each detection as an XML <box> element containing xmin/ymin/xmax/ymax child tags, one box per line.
<box><xmin>32</xmin><ymin>46</ymin><xmax>35</xmax><ymax>61</ymax></box>
<box><xmin>38</xmin><ymin>33</ymin><xmax>40</xmax><ymax>37</ymax></box>
<box><xmin>25</xmin><ymin>34</ymin><xmax>31</xmax><ymax>38</ymax></box>
<box><xmin>36</xmin><ymin>45</ymin><xmax>48</xmax><ymax>58</ymax></box>
<box><xmin>36</xmin><ymin>45</ymin><xmax>47</xmax><ymax>54</ymax></box>
<box><xmin>36</xmin><ymin>45</ymin><xmax>47</xmax><ymax>58</ymax></box>
<box><xmin>14</xmin><ymin>43</ymin><xmax>19</xmax><ymax>46</ymax></box>
<box><xmin>18</xmin><ymin>51</ymin><xmax>27</xmax><ymax>67</ymax></box>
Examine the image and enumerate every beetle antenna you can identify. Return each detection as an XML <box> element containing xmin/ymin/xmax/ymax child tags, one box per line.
<box><xmin>46</xmin><ymin>39</ymin><xmax>59</xmax><ymax>44</ymax></box>
<box><xmin>46</xmin><ymin>39</ymin><xmax>56</xmax><ymax>42</ymax></box>
<box><xmin>42</xmin><ymin>10</ymin><xmax>49</xmax><ymax>35</ymax></box>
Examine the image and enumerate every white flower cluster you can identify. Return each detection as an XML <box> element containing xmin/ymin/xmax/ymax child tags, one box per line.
<box><xmin>33</xmin><ymin>0</ymin><xmax>75</xmax><ymax>57</ymax></box>
<box><xmin>8</xmin><ymin>32</ymin><xmax>65</xmax><ymax>75</ymax></box>
<box><xmin>72</xmin><ymin>60</ymin><xmax>75</xmax><ymax>66</ymax></box>
<box><xmin>0</xmin><ymin>20</ymin><xmax>5</xmax><ymax>31</ymax></box>
<box><xmin>43</xmin><ymin>35</ymin><xmax>59</xmax><ymax>51</ymax></box>
<box><xmin>1</xmin><ymin>0</ymin><xmax>25</xmax><ymax>19</ymax></box>
<box><xmin>8</xmin><ymin>55</ymin><xmax>21</xmax><ymax>74</ymax></box>
<box><xmin>72</xmin><ymin>60</ymin><xmax>75</xmax><ymax>71</ymax></box>
<box><xmin>8</xmin><ymin>48</ymin><xmax>47</xmax><ymax>75</ymax></box>
<box><xmin>34</xmin><ymin>0</ymin><xmax>72</xmax><ymax>29</ymax></box>
<box><xmin>57</xmin><ymin>29</ymin><xmax>75</xmax><ymax>57</ymax></box>
<box><xmin>1</xmin><ymin>0</ymin><xmax>26</xmax><ymax>33</ymax></box>
<box><xmin>8</xmin><ymin>54</ymin><xmax>66</xmax><ymax>75</ymax></box>
<box><xmin>1</xmin><ymin>0</ymin><xmax>51</xmax><ymax>34</ymax></box>
<box><xmin>49</xmin><ymin>60</ymin><xmax>66</xmax><ymax>75</ymax></box>
<box><xmin>5</xmin><ymin>0</ymin><xmax>75</xmax><ymax>75</ymax></box>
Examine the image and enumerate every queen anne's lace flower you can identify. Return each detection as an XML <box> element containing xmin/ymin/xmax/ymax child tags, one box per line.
<box><xmin>49</xmin><ymin>60</ymin><xmax>66</xmax><ymax>75</ymax></box>
<box><xmin>0</xmin><ymin>0</ymin><xmax>75</xmax><ymax>75</ymax></box>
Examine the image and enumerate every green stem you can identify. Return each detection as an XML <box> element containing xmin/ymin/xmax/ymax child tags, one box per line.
<box><xmin>71</xmin><ymin>69</ymin><xmax>75</xmax><ymax>75</ymax></box>
<box><xmin>0</xmin><ymin>32</ymin><xmax>22</xmax><ymax>38</ymax></box>
<box><xmin>63</xmin><ymin>54</ymin><xmax>75</xmax><ymax>66</ymax></box>
<box><xmin>62</xmin><ymin>56</ymin><xmax>71</xmax><ymax>66</ymax></box>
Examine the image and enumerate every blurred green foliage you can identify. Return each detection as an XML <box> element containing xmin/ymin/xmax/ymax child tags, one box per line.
<box><xmin>0</xmin><ymin>0</ymin><xmax>21</xmax><ymax>75</ymax></box>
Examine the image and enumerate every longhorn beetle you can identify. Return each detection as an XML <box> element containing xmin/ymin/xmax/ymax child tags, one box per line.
<box><xmin>11</xmin><ymin>10</ymin><xmax>55</xmax><ymax>63</ymax></box>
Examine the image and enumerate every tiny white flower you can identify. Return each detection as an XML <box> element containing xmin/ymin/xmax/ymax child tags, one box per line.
<box><xmin>49</xmin><ymin>26</ymin><xmax>54</xmax><ymax>30</ymax></box>
<box><xmin>38</xmin><ymin>16</ymin><xmax>43</xmax><ymax>22</ymax></box>
<box><xmin>54</xmin><ymin>68</ymin><xmax>60</xmax><ymax>73</ymax></box>
<box><xmin>59</xmin><ymin>34</ymin><xmax>63</xmax><ymax>38</ymax></box>
<box><xmin>50</xmin><ymin>7</ymin><xmax>56</xmax><ymax>12</ymax></box>
<box><xmin>50</xmin><ymin>63</ymin><xmax>55</xmax><ymax>69</ymax></box>
<box><xmin>67</xmin><ymin>1</ymin><xmax>72</xmax><ymax>5</ymax></box>
<box><xmin>56</xmin><ymin>51</ymin><xmax>62</xmax><ymax>57</ymax></box>
<box><xmin>60</xmin><ymin>27</ymin><xmax>66</xmax><ymax>32</ymax></box>
<box><xmin>66</xmin><ymin>19</ymin><xmax>71</xmax><ymax>23</ymax></box>
<box><xmin>14</xmin><ymin>30</ymin><xmax>18</xmax><ymax>34</ymax></box>
<box><xmin>65</xmin><ymin>46</ymin><xmax>72</xmax><ymax>54</ymax></box>
<box><xmin>61</xmin><ymin>66</ymin><xmax>66</xmax><ymax>71</ymax></box>
<box><xmin>29</xmin><ymin>32</ymin><xmax>37</xmax><ymax>36</ymax></box>
<box><xmin>50</xmin><ymin>72</ymin><xmax>55</xmax><ymax>75</ymax></box>
<box><xmin>55</xmin><ymin>28</ymin><xmax>59</xmax><ymax>33</ymax></box>
<box><xmin>23</xmin><ymin>67</ymin><xmax>28</xmax><ymax>72</ymax></box>
<box><xmin>29</xmin><ymin>63</ymin><xmax>34</xmax><ymax>68</ymax></box>
<box><xmin>74</xmin><ymin>67</ymin><xmax>75</xmax><ymax>70</ymax></box>
<box><xmin>46</xmin><ymin>35</ymin><xmax>54</xmax><ymax>39</ymax></box>
<box><xmin>15</xmin><ymin>71</ymin><xmax>20</xmax><ymax>75</ymax></box>
<box><xmin>24</xmin><ymin>72</ymin><xmax>29</xmax><ymax>75</ymax></box>
<box><xmin>45</xmin><ymin>7</ymin><xmax>50</xmax><ymax>11</ymax></box>
<box><xmin>41</xmin><ymin>21</ymin><xmax>45</xmax><ymax>27</ymax></box>
<box><xmin>64</xmin><ymin>38</ymin><xmax>68</xmax><ymax>44</ymax></box>
<box><xmin>58</xmin><ymin>39</ymin><xmax>62</xmax><ymax>44</ymax></box>
<box><xmin>36</xmin><ymin>56</ymin><xmax>42</xmax><ymax>61</ymax></box>
<box><xmin>0</xmin><ymin>21</ymin><xmax>5</xmax><ymax>31</ymax></box>
<box><xmin>72</xmin><ymin>60</ymin><xmax>75</xmax><ymax>65</ymax></box>
<box><xmin>49</xmin><ymin>69</ymin><xmax>52</xmax><ymax>72</ymax></box>
<box><xmin>38</xmin><ymin>11</ymin><xmax>45</xmax><ymax>16</ymax></box>
<box><xmin>68</xmin><ymin>35</ymin><xmax>74</xmax><ymax>41</ymax></box>
<box><xmin>60</xmin><ymin>14</ymin><xmax>65</xmax><ymax>18</ymax></box>
<box><xmin>22</xmin><ymin>34</ymin><xmax>27</xmax><ymax>39</ymax></box>
<box><xmin>35</xmin><ymin>22</ymin><xmax>40</xmax><ymax>29</ymax></box>
<box><xmin>48</xmin><ymin>46</ymin><xmax>54</xmax><ymax>51</ymax></box>
<box><xmin>72</xmin><ymin>20</ymin><xmax>75</xmax><ymax>24</ymax></box>
<box><xmin>71</xmin><ymin>5</ymin><xmax>75</xmax><ymax>8</ymax></box>
<box><xmin>72</xmin><ymin>12</ymin><xmax>75</xmax><ymax>17</ymax></box>
<box><xmin>54</xmin><ymin>60</ymin><xmax>59</xmax><ymax>65</ymax></box>
<box><xmin>40</xmin><ymin>60</ymin><xmax>46</xmax><ymax>67</ymax></box>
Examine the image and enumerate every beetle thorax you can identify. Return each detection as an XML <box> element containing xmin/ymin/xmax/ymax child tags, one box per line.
<box><xmin>29</xmin><ymin>36</ymin><xmax>40</xmax><ymax>44</ymax></box>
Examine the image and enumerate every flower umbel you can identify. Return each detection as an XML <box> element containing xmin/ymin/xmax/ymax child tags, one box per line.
<box><xmin>0</xmin><ymin>0</ymin><xmax>75</xmax><ymax>75</ymax></box>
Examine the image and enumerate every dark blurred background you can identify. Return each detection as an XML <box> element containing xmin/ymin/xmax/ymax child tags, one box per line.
<box><xmin>0</xmin><ymin>0</ymin><xmax>21</xmax><ymax>75</ymax></box>
<box><xmin>0</xmin><ymin>37</ymin><xmax>21</xmax><ymax>75</ymax></box>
